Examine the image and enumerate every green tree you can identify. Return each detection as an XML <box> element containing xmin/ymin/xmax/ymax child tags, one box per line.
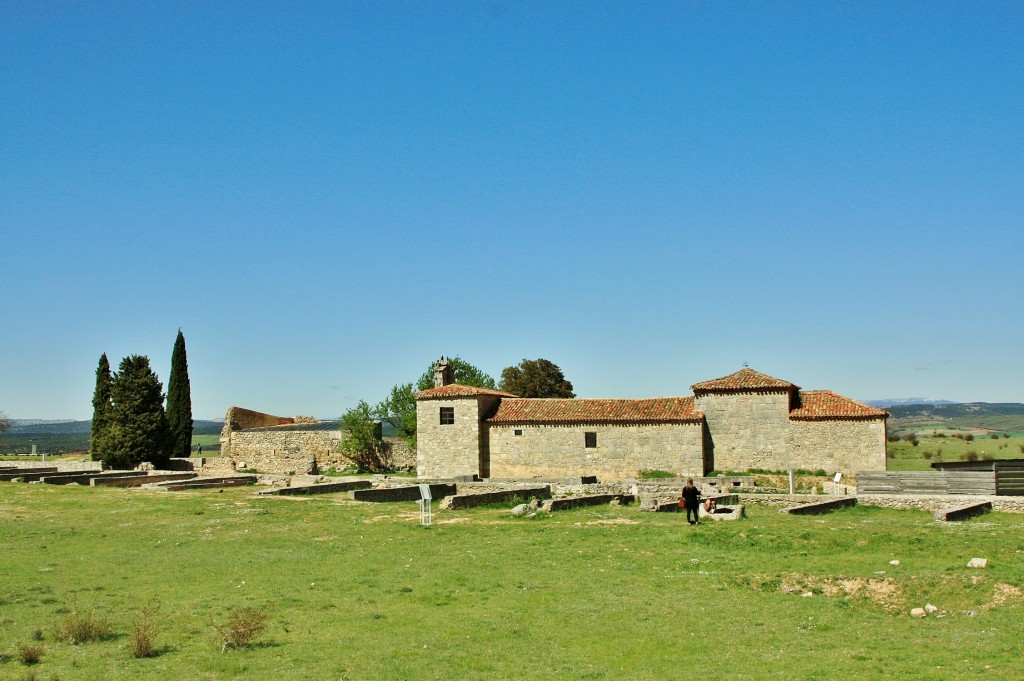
<box><xmin>339</xmin><ymin>401</ymin><xmax>390</xmax><ymax>472</ymax></box>
<box><xmin>375</xmin><ymin>356</ymin><xmax>497</xmax><ymax>450</ymax></box>
<box><xmin>0</xmin><ymin>410</ymin><xmax>10</xmax><ymax>434</ymax></box>
<box><xmin>499</xmin><ymin>358</ymin><xmax>575</xmax><ymax>398</ymax></box>
<box><xmin>374</xmin><ymin>382</ymin><xmax>418</xmax><ymax>448</ymax></box>
<box><xmin>166</xmin><ymin>329</ymin><xmax>193</xmax><ymax>458</ymax></box>
<box><xmin>415</xmin><ymin>356</ymin><xmax>496</xmax><ymax>391</ymax></box>
<box><xmin>90</xmin><ymin>353</ymin><xmax>114</xmax><ymax>461</ymax></box>
<box><xmin>105</xmin><ymin>355</ymin><xmax>172</xmax><ymax>470</ymax></box>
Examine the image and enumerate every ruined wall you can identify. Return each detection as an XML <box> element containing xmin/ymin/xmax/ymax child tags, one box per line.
<box><xmin>416</xmin><ymin>396</ymin><xmax>501</xmax><ymax>478</ymax></box>
<box><xmin>788</xmin><ymin>419</ymin><xmax>887</xmax><ymax>472</ymax></box>
<box><xmin>696</xmin><ymin>391</ymin><xmax>792</xmax><ymax>471</ymax></box>
<box><xmin>210</xmin><ymin>426</ymin><xmax>345</xmax><ymax>474</ymax></box>
<box><xmin>487</xmin><ymin>422</ymin><xmax>705</xmax><ymax>482</ymax></box>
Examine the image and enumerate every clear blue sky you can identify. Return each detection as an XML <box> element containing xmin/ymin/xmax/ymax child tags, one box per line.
<box><xmin>2</xmin><ymin>2</ymin><xmax>1022</xmax><ymax>420</ymax></box>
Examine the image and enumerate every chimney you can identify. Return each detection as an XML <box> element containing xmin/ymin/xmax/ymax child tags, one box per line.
<box><xmin>434</xmin><ymin>356</ymin><xmax>454</xmax><ymax>387</ymax></box>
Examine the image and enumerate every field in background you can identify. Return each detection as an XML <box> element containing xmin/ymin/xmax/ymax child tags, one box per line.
<box><xmin>1</xmin><ymin>484</ymin><xmax>1022</xmax><ymax>680</ymax></box>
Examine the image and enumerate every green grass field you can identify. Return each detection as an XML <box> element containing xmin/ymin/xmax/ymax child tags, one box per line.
<box><xmin>1</xmin><ymin>484</ymin><xmax>1022</xmax><ymax>680</ymax></box>
<box><xmin>886</xmin><ymin>431</ymin><xmax>1024</xmax><ymax>471</ymax></box>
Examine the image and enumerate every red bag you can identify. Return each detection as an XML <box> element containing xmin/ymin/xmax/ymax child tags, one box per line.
<box><xmin>678</xmin><ymin>496</ymin><xmax>686</xmax><ymax>509</ymax></box>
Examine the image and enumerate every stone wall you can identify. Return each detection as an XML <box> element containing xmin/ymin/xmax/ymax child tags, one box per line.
<box><xmin>695</xmin><ymin>391</ymin><xmax>886</xmax><ymax>473</ymax></box>
<box><xmin>487</xmin><ymin>422</ymin><xmax>705</xmax><ymax>482</ymax></box>
<box><xmin>696</xmin><ymin>391</ymin><xmax>792</xmax><ymax>471</ymax></box>
<box><xmin>788</xmin><ymin>419</ymin><xmax>887</xmax><ymax>472</ymax></box>
<box><xmin>416</xmin><ymin>395</ymin><xmax>502</xmax><ymax>479</ymax></box>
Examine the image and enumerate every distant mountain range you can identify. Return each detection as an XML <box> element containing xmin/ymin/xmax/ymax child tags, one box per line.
<box><xmin>864</xmin><ymin>398</ymin><xmax>960</xmax><ymax>408</ymax></box>
<box><xmin>8</xmin><ymin>419</ymin><xmax>224</xmax><ymax>435</ymax></box>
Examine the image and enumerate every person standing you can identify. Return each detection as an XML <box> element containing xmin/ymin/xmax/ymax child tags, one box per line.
<box><xmin>682</xmin><ymin>479</ymin><xmax>702</xmax><ymax>525</ymax></box>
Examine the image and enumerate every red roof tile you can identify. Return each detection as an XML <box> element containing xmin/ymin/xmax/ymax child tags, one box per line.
<box><xmin>487</xmin><ymin>397</ymin><xmax>703</xmax><ymax>424</ymax></box>
<box><xmin>415</xmin><ymin>384</ymin><xmax>519</xmax><ymax>400</ymax></box>
<box><xmin>789</xmin><ymin>390</ymin><xmax>888</xmax><ymax>420</ymax></box>
<box><xmin>691</xmin><ymin>368</ymin><xmax>798</xmax><ymax>394</ymax></box>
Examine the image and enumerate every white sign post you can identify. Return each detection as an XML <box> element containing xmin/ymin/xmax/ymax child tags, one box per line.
<box><xmin>418</xmin><ymin>484</ymin><xmax>433</xmax><ymax>526</ymax></box>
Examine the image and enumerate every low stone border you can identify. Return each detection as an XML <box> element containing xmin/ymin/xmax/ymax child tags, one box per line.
<box><xmin>39</xmin><ymin>471</ymin><xmax>149</xmax><ymax>486</ymax></box>
<box><xmin>158</xmin><ymin>475</ymin><xmax>258</xmax><ymax>491</ymax></box>
<box><xmin>440</xmin><ymin>486</ymin><xmax>551</xmax><ymax>510</ymax></box>
<box><xmin>0</xmin><ymin>467</ymin><xmax>59</xmax><ymax>481</ymax></box>
<box><xmin>779</xmin><ymin>497</ymin><xmax>858</xmax><ymax>515</ymax></box>
<box><xmin>351</xmin><ymin>483</ymin><xmax>457</xmax><ymax>503</ymax></box>
<box><xmin>934</xmin><ymin>501</ymin><xmax>993</xmax><ymax>522</ymax></box>
<box><xmin>93</xmin><ymin>473</ymin><xmax>198</xmax><ymax>487</ymax></box>
<box><xmin>258</xmin><ymin>480</ymin><xmax>373</xmax><ymax>496</ymax></box>
<box><xmin>542</xmin><ymin>494</ymin><xmax>632</xmax><ymax>512</ymax></box>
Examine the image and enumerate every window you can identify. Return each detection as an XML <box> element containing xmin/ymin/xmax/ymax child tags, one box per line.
<box><xmin>439</xmin><ymin>407</ymin><xmax>454</xmax><ymax>425</ymax></box>
<box><xmin>584</xmin><ymin>432</ymin><xmax>597</xmax><ymax>448</ymax></box>
<box><xmin>514</xmin><ymin>429</ymin><xmax>523</xmax><ymax>436</ymax></box>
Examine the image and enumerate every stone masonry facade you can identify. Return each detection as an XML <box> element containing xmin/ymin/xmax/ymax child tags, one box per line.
<box><xmin>215</xmin><ymin>406</ymin><xmax>414</xmax><ymax>475</ymax></box>
<box><xmin>415</xmin><ymin>363</ymin><xmax>888</xmax><ymax>482</ymax></box>
<box><xmin>488</xmin><ymin>422</ymin><xmax>705</xmax><ymax>480</ymax></box>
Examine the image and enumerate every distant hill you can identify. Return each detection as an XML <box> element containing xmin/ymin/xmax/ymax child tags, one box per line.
<box><xmin>865</xmin><ymin>398</ymin><xmax>959</xmax><ymax>408</ymax></box>
<box><xmin>8</xmin><ymin>420</ymin><xmax>224</xmax><ymax>435</ymax></box>
<box><xmin>1</xmin><ymin>419</ymin><xmax>225</xmax><ymax>455</ymax></box>
<box><xmin>885</xmin><ymin>403</ymin><xmax>1024</xmax><ymax>419</ymax></box>
<box><xmin>884</xmin><ymin>402</ymin><xmax>1024</xmax><ymax>436</ymax></box>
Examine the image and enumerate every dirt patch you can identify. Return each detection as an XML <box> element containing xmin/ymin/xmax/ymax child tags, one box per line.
<box><xmin>779</xmin><ymin>573</ymin><xmax>905</xmax><ymax>611</ymax></box>
<box><xmin>988</xmin><ymin>583</ymin><xmax>1023</xmax><ymax>608</ymax></box>
<box><xmin>584</xmin><ymin>518</ymin><xmax>639</xmax><ymax>526</ymax></box>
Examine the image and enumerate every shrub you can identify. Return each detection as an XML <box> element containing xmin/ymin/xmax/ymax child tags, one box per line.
<box><xmin>934</xmin><ymin>432</ymin><xmax>947</xmax><ymax>438</ymax></box>
<box><xmin>962</xmin><ymin>450</ymin><xmax>979</xmax><ymax>462</ymax></box>
<box><xmin>1003</xmin><ymin>433</ymin><xmax>1010</xmax><ymax>438</ymax></box>
<box><xmin>965</xmin><ymin>434</ymin><xmax>974</xmax><ymax>442</ymax></box>
<box><xmin>990</xmin><ymin>433</ymin><xmax>999</xmax><ymax>439</ymax></box>
<box><xmin>639</xmin><ymin>469</ymin><xmax>676</xmax><ymax>479</ymax></box>
<box><xmin>1019</xmin><ymin>445</ymin><xmax>1024</xmax><ymax>454</ymax></box>
<box><xmin>982</xmin><ymin>453</ymin><xmax>994</xmax><ymax>461</ymax></box>
<box><xmin>922</xmin><ymin>451</ymin><xmax>933</xmax><ymax>460</ymax></box>
<box><xmin>131</xmin><ymin>600</ymin><xmax>162</xmax><ymax>658</ymax></box>
<box><xmin>53</xmin><ymin>609</ymin><xmax>113</xmax><ymax>644</ymax></box>
<box><xmin>214</xmin><ymin>607</ymin><xmax>268</xmax><ymax>652</ymax></box>
<box><xmin>18</xmin><ymin>643</ymin><xmax>43</xmax><ymax>665</ymax></box>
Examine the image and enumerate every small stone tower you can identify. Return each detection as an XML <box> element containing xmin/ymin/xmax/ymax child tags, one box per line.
<box><xmin>433</xmin><ymin>356</ymin><xmax>455</xmax><ymax>388</ymax></box>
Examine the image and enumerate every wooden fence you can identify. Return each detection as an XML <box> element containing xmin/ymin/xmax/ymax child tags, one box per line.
<box><xmin>859</xmin><ymin>462</ymin><xmax>1024</xmax><ymax>496</ymax></box>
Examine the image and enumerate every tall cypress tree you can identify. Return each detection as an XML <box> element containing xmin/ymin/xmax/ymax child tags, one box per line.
<box><xmin>106</xmin><ymin>355</ymin><xmax>172</xmax><ymax>469</ymax></box>
<box><xmin>90</xmin><ymin>353</ymin><xmax>113</xmax><ymax>461</ymax></box>
<box><xmin>166</xmin><ymin>329</ymin><xmax>193</xmax><ymax>458</ymax></box>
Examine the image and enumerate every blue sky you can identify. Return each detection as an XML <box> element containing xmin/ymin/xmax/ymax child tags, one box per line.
<box><xmin>2</xmin><ymin>2</ymin><xmax>1022</xmax><ymax>420</ymax></box>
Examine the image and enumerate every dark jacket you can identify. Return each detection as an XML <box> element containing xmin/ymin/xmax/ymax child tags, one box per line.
<box><xmin>682</xmin><ymin>485</ymin><xmax>701</xmax><ymax>509</ymax></box>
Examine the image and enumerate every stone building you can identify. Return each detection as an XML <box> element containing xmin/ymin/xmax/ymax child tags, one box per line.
<box><xmin>415</xmin><ymin>362</ymin><xmax>887</xmax><ymax>481</ymax></box>
<box><xmin>214</xmin><ymin>406</ymin><xmax>414</xmax><ymax>474</ymax></box>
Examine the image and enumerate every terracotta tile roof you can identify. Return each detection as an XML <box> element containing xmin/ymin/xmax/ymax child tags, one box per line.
<box><xmin>789</xmin><ymin>390</ymin><xmax>888</xmax><ymax>420</ymax></box>
<box><xmin>487</xmin><ymin>397</ymin><xmax>704</xmax><ymax>424</ymax></box>
<box><xmin>691</xmin><ymin>367</ymin><xmax>799</xmax><ymax>394</ymax></box>
<box><xmin>414</xmin><ymin>384</ymin><xmax>519</xmax><ymax>400</ymax></box>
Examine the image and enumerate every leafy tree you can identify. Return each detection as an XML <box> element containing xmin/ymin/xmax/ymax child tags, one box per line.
<box><xmin>90</xmin><ymin>353</ymin><xmax>114</xmax><ymax>461</ymax></box>
<box><xmin>415</xmin><ymin>356</ymin><xmax>496</xmax><ymax>391</ymax></box>
<box><xmin>375</xmin><ymin>382</ymin><xmax>418</xmax><ymax>448</ymax></box>
<box><xmin>166</xmin><ymin>329</ymin><xmax>193</xmax><ymax>458</ymax></box>
<box><xmin>499</xmin><ymin>358</ymin><xmax>575</xmax><ymax>398</ymax></box>
<box><xmin>339</xmin><ymin>401</ymin><xmax>390</xmax><ymax>472</ymax></box>
<box><xmin>0</xmin><ymin>411</ymin><xmax>10</xmax><ymax>434</ymax></box>
<box><xmin>105</xmin><ymin>355</ymin><xmax>172</xmax><ymax>469</ymax></box>
<box><xmin>375</xmin><ymin>356</ymin><xmax>497</xmax><ymax>450</ymax></box>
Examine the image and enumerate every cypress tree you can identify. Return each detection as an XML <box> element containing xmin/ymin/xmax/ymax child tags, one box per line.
<box><xmin>166</xmin><ymin>329</ymin><xmax>193</xmax><ymax>458</ymax></box>
<box><xmin>106</xmin><ymin>355</ymin><xmax>172</xmax><ymax>469</ymax></box>
<box><xmin>90</xmin><ymin>353</ymin><xmax>113</xmax><ymax>461</ymax></box>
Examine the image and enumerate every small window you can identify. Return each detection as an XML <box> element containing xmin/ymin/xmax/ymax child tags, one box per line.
<box><xmin>439</xmin><ymin>407</ymin><xmax>454</xmax><ymax>425</ymax></box>
<box><xmin>584</xmin><ymin>432</ymin><xmax>597</xmax><ymax>448</ymax></box>
<box><xmin>514</xmin><ymin>429</ymin><xmax>523</xmax><ymax>436</ymax></box>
